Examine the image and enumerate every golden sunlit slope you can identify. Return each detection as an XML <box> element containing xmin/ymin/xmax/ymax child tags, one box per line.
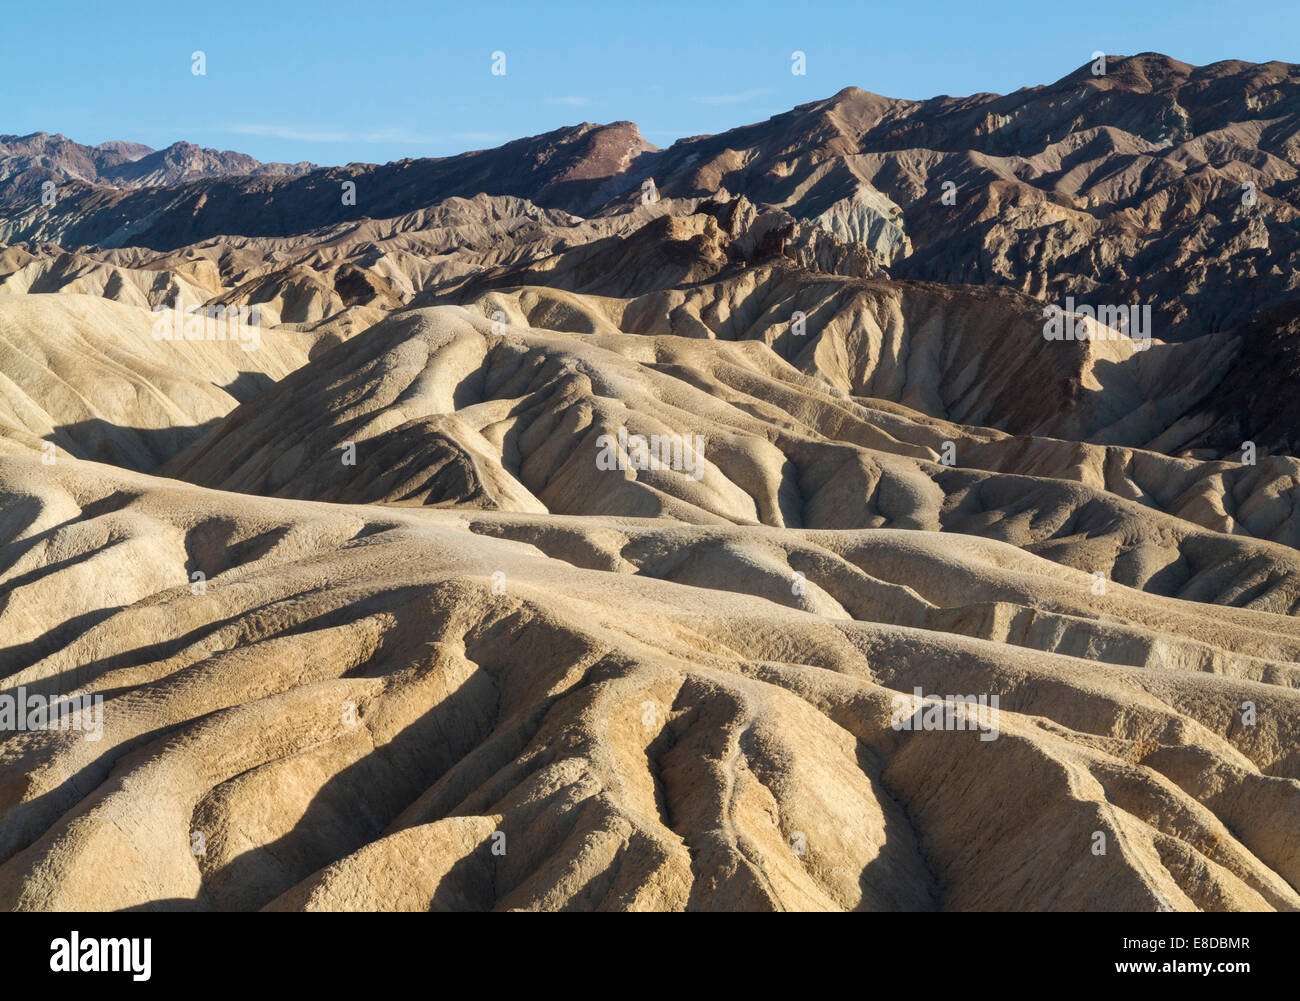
<box><xmin>1</xmin><ymin>454</ymin><xmax>1298</xmax><ymax>911</ymax></box>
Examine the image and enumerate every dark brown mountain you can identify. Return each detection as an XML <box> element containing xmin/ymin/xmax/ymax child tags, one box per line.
<box><xmin>0</xmin><ymin>122</ymin><xmax>654</xmax><ymax>250</ymax></box>
<box><xmin>0</xmin><ymin>132</ymin><xmax>316</xmax><ymax>208</ymax></box>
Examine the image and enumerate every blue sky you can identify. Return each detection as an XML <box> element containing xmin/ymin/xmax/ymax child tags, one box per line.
<box><xmin>5</xmin><ymin>0</ymin><xmax>1297</xmax><ymax>166</ymax></box>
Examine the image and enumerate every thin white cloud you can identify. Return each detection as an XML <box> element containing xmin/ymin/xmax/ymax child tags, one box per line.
<box><xmin>213</xmin><ymin>125</ymin><xmax>514</xmax><ymax>154</ymax></box>
<box><xmin>360</xmin><ymin>127</ymin><xmax>438</xmax><ymax>145</ymax></box>
<box><xmin>223</xmin><ymin>124</ymin><xmax>350</xmax><ymax>143</ymax></box>
<box><xmin>691</xmin><ymin>88</ymin><xmax>772</xmax><ymax>105</ymax></box>
<box><xmin>546</xmin><ymin>96</ymin><xmax>591</xmax><ymax>106</ymax></box>
<box><xmin>221</xmin><ymin>124</ymin><xmax>440</xmax><ymax>145</ymax></box>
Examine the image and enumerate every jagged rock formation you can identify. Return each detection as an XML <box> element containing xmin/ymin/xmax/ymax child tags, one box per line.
<box><xmin>0</xmin><ymin>133</ymin><xmax>315</xmax><ymax>209</ymax></box>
